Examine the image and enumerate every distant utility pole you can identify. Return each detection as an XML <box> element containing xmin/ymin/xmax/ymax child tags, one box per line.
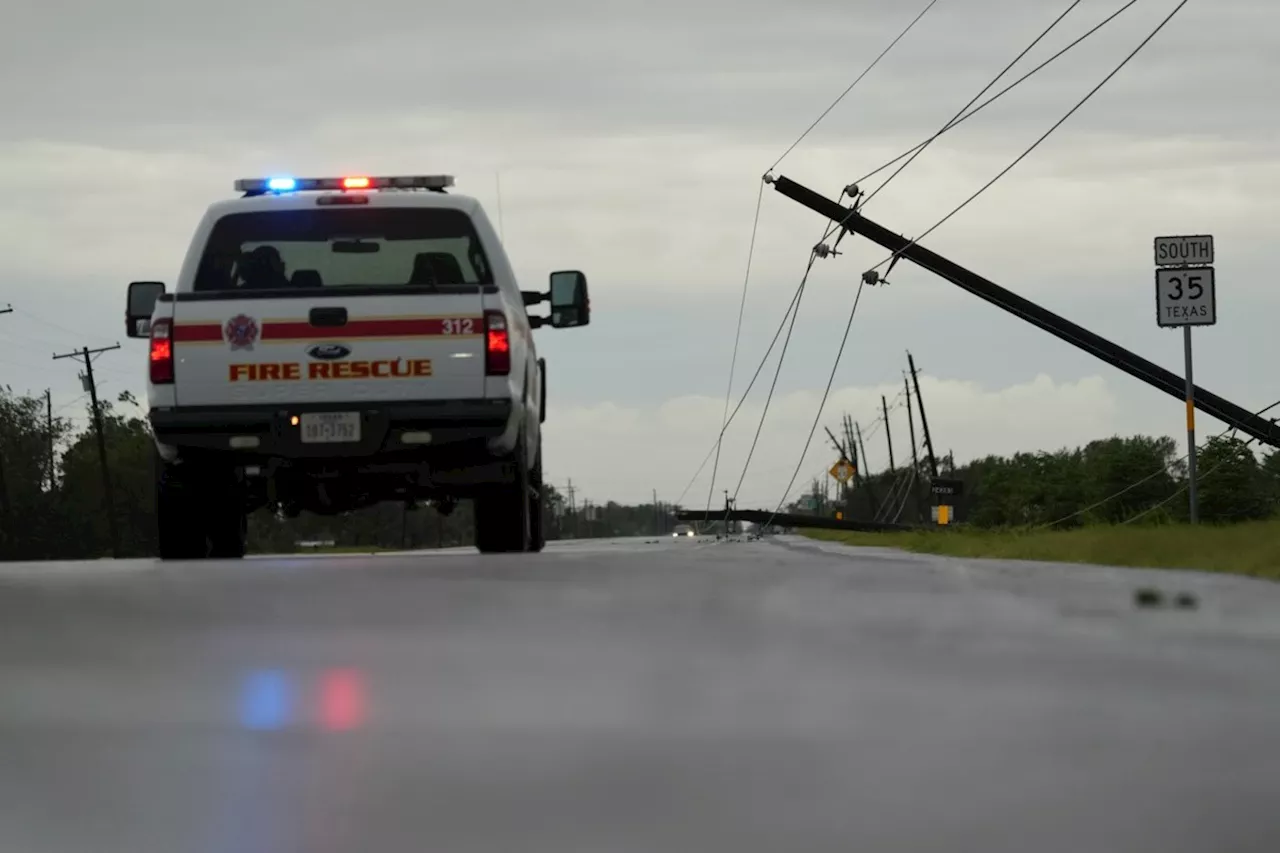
<box><xmin>45</xmin><ymin>389</ymin><xmax>54</xmax><ymax>491</ymax></box>
<box><xmin>881</xmin><ymin>394</ymin><xmax>896</xmax><ymax>473</ymax></box>
<box><xmin>907</xmin><ymin>351</ymin><xmax>939</xmax><ymax>479</ymax></box>
<box><xmin>565</xmin><ymin>479</ymin><xmax>577</xmax><ymax>538</ymax></box>
<box><xmin>0</xmin><ymin>309</ymin><xmax>11</xmax><ymax>544</ymax></box>
<box><xmin>53</xmin><ymin>343</ymin><xmax>122</xmax><ymax>558</ymax></box>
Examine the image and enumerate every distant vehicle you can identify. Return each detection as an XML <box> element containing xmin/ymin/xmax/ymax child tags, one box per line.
<box><xmin>672</xmin><ymin>524</ymin><xmax>695</xmax><ymax>538</ymax></box>
<box><xmin>125</xmin><ymin>173</ymin><xmax>592</xmax><ymax>559</ymax></box>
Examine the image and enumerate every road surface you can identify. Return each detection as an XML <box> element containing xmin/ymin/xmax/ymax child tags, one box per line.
<box><xmin>2</xmin><ymin>535</ymin><xmax>1279</xmax><ymax>852</ymax></box>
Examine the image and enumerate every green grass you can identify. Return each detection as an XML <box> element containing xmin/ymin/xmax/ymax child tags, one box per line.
<box><xmin>804</xmin><ymin>518</ymin><xmax>1280</xmax><ymax>581</ymax></box>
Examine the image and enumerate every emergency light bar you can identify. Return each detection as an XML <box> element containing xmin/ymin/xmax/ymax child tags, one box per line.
<box><xmin>234</xmin><ymin>175</ymin><xmax>455</xmax><ymax>194</ymax></box>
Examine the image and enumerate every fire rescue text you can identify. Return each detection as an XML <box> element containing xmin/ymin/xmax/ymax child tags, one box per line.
<box><xmin>229</xmin><ymin>360</ymin><xmax>433</xmax><ymax>381</ymax></box>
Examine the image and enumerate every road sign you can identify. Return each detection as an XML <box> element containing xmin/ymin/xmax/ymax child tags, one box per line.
<box><xmin>829</xmin><ymin>459</ymin><xmax>855</xmax><ymax>483</ymax></box>
<box><xmin>1155</xmin><ymin>266</ymin><xmax>1216</xmax><ymax>328</ymax></box>
<box><xmin>1154</xmin><ymin>235</ymin><xmax>1213</xmax><ymax>267</ymax></box>
<box><xmin>930</xmin><ymin>477</ymin><xmax>964</xmax><ymax>498</ymax></box>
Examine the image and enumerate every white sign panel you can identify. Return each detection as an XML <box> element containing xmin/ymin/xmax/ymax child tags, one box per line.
<box><xmin>1155</xmin><ymin>266</ymin><xmax>1216</xmax><ymax>328</ymax></box>
<box><xmin>1154</xmin><ymin>235</ymin><xmax>1213</xmax><ymax>267</ymax></box>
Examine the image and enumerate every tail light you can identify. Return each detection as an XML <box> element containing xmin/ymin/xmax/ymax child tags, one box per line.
<box><xmin>485</xmin><ymin>310</ymin><xmax>511</xmax><ymax>376</ymax></box>
<box><xmin>150</xmin><ymin>318</ymin><xmax>174</xmax><ymax>384</ymax></box>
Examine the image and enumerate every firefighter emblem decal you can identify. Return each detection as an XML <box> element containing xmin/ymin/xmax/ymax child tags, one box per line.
<box><xmin>224</xmin><ymin>314</ymin><xmax>260</xmax><ymax>350</ymax></box>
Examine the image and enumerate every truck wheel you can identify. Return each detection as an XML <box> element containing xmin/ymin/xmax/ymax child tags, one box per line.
<box><xmin>474</xmin><ymin>433</ymin><xmax>531</xmax><ymax>554</ymax></box>
<box><xmin>155</xmin><ymin>451</ymin><xmax>209</xmax><ymax>560</ymax></box>
<box><xmin>528</xmin><ymin>442</ymin><xmax>546</xmax><ymax>554</ymax></box>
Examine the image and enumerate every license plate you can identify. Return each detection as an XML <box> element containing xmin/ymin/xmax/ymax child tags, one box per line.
<box><xmin>299</xmin><ymin>412</ymin><xmax>361</xmax><ymax>443</ymax></box>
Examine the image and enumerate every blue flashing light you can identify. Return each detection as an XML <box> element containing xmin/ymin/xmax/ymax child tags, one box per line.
<box><xmin>266</xmin><ymin>177</ymin><xmax>297</xmax><ymax>192</ymax></box>
<box><xmin>238</xmin><ymin>669</ymin><xmax>293</xmax><ymax>730</ymax></box>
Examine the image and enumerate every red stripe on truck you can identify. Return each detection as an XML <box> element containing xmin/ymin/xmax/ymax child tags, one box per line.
<box><xmin>263</xmin><ymin>317</ymin><xmax>482</xmax><ymax>340</ymax></box>
<box><xmin>172</xmin><ymin>316</ymin><xmax>484</xmax><ymax>343</ymax></box>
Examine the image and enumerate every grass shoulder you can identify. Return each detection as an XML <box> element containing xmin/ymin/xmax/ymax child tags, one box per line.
<box><xmin>803</xmin><ymin>519</ymin><xmax>1280</xmax><ymax>581</ymax></box>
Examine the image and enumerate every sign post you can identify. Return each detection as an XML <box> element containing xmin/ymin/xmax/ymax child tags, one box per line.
<box><xmin>1154</xmin><ymin>235</ymin><xmax>1216</xmax><ymax>524</ymax></box>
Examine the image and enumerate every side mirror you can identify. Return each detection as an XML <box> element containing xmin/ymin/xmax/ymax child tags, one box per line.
<box><xmin>547</xmin><ymin>270</ymin><xmax>590</xmax><ymax>329</ymax></box>
<box><xmin>126</xmin><ymin>281</ymin><xmax>166</xmax><ymax>338</ymax></box>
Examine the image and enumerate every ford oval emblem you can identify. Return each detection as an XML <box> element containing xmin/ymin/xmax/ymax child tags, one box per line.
<box><xmin>307</xmin><ymin>343</ymin><xmax>351</xmax><ymax>360</ymax></box>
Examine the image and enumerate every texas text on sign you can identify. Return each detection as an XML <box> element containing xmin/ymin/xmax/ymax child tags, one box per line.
<box><xmin>1155</xmin><ymin>266</ymin><xmax>1216</xmax><ymax>328</ymax></box>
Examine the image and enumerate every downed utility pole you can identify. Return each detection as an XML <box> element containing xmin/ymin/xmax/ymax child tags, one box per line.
<box><xmin>907</xmin><ymin>351</ymin><xmax>939</xmax><ymax>479</ymax></box>
<box><xmin>766</xmin><ymin>175</ymin><xmax>1280</xmax><ymax>449</ymax></box>
<box><xmin>53</xmin><ymin>344</ymin><xmax>122</xmax><ymax>558</ymax></box>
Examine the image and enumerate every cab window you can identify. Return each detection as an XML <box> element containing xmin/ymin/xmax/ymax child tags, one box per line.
<box><xmin>193</xmin><ymin>207</ymin><xmax>493</xmax><ymax>292</ymax></box>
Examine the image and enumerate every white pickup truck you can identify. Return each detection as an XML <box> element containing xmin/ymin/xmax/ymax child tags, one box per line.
<box><xmin>125</xmin><ymin>174</ymin><xmax>590</xmax><ymax>559</ymax></box>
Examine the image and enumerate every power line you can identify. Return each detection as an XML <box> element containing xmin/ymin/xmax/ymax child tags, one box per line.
<box><xmin>731</xmin><ymin>251</ymin><xmax>818</xmax><ymax>502</ymax></box>
<box><xmin>674</xmin><ymin>275</ymin><xmax>811</xmax><ymax>508</ymax></box>
<box><xmin>823</xmin><ymin>0</ymin><xmax>1140</xmax><ymax>243</ymax></box>
<box><xmin>768</xmin><ymin>0</ymin><xmax>945</xmax><ymax>172</ymax></box>
<box><xmin>707</xmin><ymin>180</ymin><xmax>767</xmax><ymax>515</ymax></box>
<box><xmin>765</xmin><ymin>276</ymin><xmax>870</xmax><ymax>529</ymax></box>
<box><xmin>858</xmin><ymin>0</ymin><xmax>1084</xmax><ymax>211</ymax></box>
<box><xmin>858</xmin><ymin>0</ymin><xmax>1191</xmax><ymax>279</ymax></box>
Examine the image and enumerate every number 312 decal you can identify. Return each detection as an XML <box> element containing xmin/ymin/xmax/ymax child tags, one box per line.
<box><xmin>441</xmin><ymin>318</ymin><xmax>476</xmax><ymax>335</ymax></box>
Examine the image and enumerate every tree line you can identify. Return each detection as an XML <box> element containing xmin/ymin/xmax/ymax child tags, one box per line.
<box><xmin>7</xmin><ymin>380</ymin><xmax>1276</xmax><ymax>561</ymax></box>
<box><xmin>797</xmin><ymin>432</ymin><xmax>1280</xmax><ymax>528</ymax></box>
<box><xmin>0</xmin><ymin>386</ymin><xmax>680</xmax><ymax>560</ymax></box>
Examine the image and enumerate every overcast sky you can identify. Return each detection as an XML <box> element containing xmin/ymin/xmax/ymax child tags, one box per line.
<box><xmin>2</xmin><ymin>0</ymin><xmax>1277</xmax><ymax>507</ymax></box>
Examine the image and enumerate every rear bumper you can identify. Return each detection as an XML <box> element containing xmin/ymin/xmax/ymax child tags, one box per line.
<box><xmin>150</xmin><ymin>398</ymin><xmax>514</xmax><ymax>461</ymax></box>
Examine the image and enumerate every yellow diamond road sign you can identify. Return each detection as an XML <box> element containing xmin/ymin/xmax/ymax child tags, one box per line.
<box><xmin>829</xmin><ymin>459</ymin><xmax>855</xmax><ymax>483</ymax></box>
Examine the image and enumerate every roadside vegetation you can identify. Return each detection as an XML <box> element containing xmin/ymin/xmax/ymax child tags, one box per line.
<box><xmin>792</xmin><ymin>433</ymin><xmax>1280</xmax><ymax>580</ymax></box>
<box><xmin>804</xmin><ymin>520</ymin><xmax>1280</xmax><ymax>581</ymax></box>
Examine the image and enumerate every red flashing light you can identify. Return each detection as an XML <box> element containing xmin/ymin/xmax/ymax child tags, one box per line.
<box><xmin>341</xmin><ymin>176</ymin><xmax>371</xmax><ymax>189</ymax></box>
<box><xmin>319</xmin><ymin>669</ymin><xmax>367</xmax><ymax>732</ymax></box>
<box><xmin>150</xmin><ymin>318</ymin><xmax>174</xmax><ymax>384</ymax></box>
<box><xmin>485</xmin><ymin>310</ymin><xmax>510</xmax><ymax>376</ymax></box>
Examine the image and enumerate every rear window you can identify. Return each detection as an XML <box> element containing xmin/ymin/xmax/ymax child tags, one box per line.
<box><xmin>192</xmin><ymin>207</ymin><xmax>493</xmax><ymax>292</ymax></box>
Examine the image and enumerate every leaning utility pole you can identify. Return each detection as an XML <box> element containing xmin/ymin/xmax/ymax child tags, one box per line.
<box><xmin>53</xmin><ymin>344</ymin><xmax>122</xmax><ymax>558</ymax></box>
<box><xmin>881</xmin><ymin>394</ymin><xmax>896</xmax><ymax>473</ymax></box>
<box><xmin>765</xmin><ymin>174</ymin><xmax>1280</xmax><ymax>449</ymax></box>
<box><xmin>907</xmin><ymin>351</ymin><xmax>939</xmax><ymax>479</ymax></box>
<box><xmin>854</xmin><ymin>422</ymin><xmax>877</xmax><ymax>511</ymax></box>
<box><xmin>904</xmin><ymin>373</ymin><xmax>924</xmax><ymax>522</ymax></box>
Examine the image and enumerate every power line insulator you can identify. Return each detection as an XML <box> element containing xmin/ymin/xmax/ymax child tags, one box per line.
<box><xmin>862</xmin><ymin>270</ymin><xmax>884</xmax><ymax>286</ymax></box>
<box><xmin>842</xmin><ymin>184</ymin><xmax>860</xmax><ymax>199</ymax></box>
<box><xmin>814</xmin><ymin>243</ymin><xmax>841</xmax><ymax>259</ymax></box>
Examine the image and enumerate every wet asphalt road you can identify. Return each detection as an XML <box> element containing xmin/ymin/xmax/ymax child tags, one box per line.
<box><xmin>2</xmin><ymin>534</ymin><xmax>1279</xmax><ymax>852</ymax></box>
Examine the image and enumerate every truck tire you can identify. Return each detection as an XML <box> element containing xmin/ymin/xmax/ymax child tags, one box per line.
<box><xmin>473</xmin><ymin>433</ymin><xmax>531</xmax><ymax>554</ymax></box>
<box><xmin>155</xmin><ymin>451</ymin><xmax>209</xmax><ymax>560</ymax></box>
<box><xmin>528</xmin><ymin>441</ymin><xmax>546</xmax><ymax>554</ymax></box>
<box><xmin>154</xmin><ymin>451</ymin><xmax>248</xmax><ymax>560</ymax></box>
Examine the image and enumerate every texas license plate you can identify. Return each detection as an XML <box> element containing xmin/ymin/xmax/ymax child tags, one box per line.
<box><xmin>299</xmin><ymin>412</ymin><xmax>361</xmax><ymax>443</ymax></box>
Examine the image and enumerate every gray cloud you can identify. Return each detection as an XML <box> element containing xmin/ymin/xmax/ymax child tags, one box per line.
<box><xmin>5</xmin><ymin>0</ymin><xmax>1275</xmax><ymax>148</ymax></box>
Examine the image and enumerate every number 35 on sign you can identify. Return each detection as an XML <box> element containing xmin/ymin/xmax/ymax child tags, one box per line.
<box><xmin>1155</xmin><ymin>266</ymin><xmax>1216</xmax><ymax>328</ymax></box>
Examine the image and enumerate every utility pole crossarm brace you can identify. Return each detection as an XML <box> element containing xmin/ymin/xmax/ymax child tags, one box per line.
<box><xmin>767</xmin><ymin>175</ymin><xmax>1280</xmax><ymax>449</ymax></box>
